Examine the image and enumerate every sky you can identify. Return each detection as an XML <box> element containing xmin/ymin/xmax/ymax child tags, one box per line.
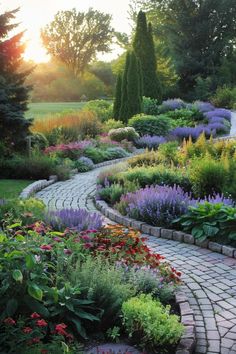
<box><xmin>3</xmin><ymin>0</ymin><xmax>133</xmax><ymax>62</ymax></box>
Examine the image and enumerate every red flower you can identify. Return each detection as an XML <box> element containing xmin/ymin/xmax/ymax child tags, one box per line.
<box><xmin>55</xmin><ymin>323</ymin><xmax>68</xmax><ymax>336</ymax></box>
<box><xmin>4</xmin><ymin>317</ymin><xmax>16</xmax><ymax>325</ymax></box>
<box><xmin>31</xmin><ymin>312</ymin><xmax>41</xmax><ymax>319</ymax></box>
<box><xmin>40</xmin><ymin>244</ymin><xmax>52</xmax><ymax>251</ymax></box>
<box><xmin>23</xmin><ymin>327</ymin><xmax>33</xmax><ymax>333</ymax></box>
<box><xmin>41</xmin><ymin>350</ymin><xmax>48</xmax><ymax>354</ymax></box>
<box><xmin>36</xmin><ymin>319</ymin><xmax>47</xmax><ymax>327</ymax></box>
<box><xmin>32</xmin><ymin>337</ymin><xmax>40</xmax><ymax>344</ymax></box>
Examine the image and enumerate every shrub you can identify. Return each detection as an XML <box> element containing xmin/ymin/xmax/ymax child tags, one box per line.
<box><xmin>128</xmin><ymin>114</ymin><xmax>171</xmax><ymax>136</ymax></box>
<box><xmin>103</xmin><ymin>119</ymin><xmax>124</xmax><ymax>132</ymax></box>
<box><xmin>170</xmin><ymin>125</ymin><xmax>212</xmax><ymax>141</ymax></box>
<box><xmin>157</xmin><ymin>141</ymin><xmax>179</xmax><ymax>165</ymax></box>
<box><xmin>142</xmin><ymin>96</ymin><xmax>160</xmax><ymax>115</ymax></box>
<box><xmin>122</xmin><ymin>294</ymin><xmax>184</xmax><ymax>348</ymax></box>
<box><xmin>74</xmin><ymin>156</ymin><xmax>94</xmax><ymax>172</ymax></box>
<box><xmin>177</xmin><ymin>202</ymin><xmax>236</xmax><ymax>243</ymax></box>
<box><xmin>136</xmin><ymin>135</ymin><xmax>166</xmax><ymax>150</ymax></box>
<box><xmin>194</xmin><ymin>101</ymin><xmax>215</xmax><ymax>113</ymax></box>
<box><xmin>97</xmin><ymin>180</ymin><xmax>139</xmax><ymax>205</ymax></box>
<box><xmin>211</xmin><ymin>86</ymin><xmax>236</xmax><ymax>109</ymax></box>
<box><xmin>159</xmin><ymin>98</ymin><xmax>186</xmax><ymax>112</ymax></box>
<box><xmin>128</xmin><ymin>150</ymin><xmax>160</xmax><ymax>167</ymax></box>
<box><xmin>118</xmin><ymin>165</ymin><xmax>191</xmax><ymax>191</ymax></box>
<box><xmin>165</xmin><ymin>108</ymin><xmax>204</xmax><ymax>123</ymax></box>
<box><xmin>108</xmin><ymin>127</ymin><xmax>139</xmax><ymax>142</ymax></box>
<box><xmin>45</xmin><ymin>140</ymin><xmax>93</xmax><ymax>159</ymax></box>
<box><xmin>0</xmin><ymin>154</ymin><xmax>70</xmax><ymax>180</ymax></box>
<box><xmin>105</xmin><ymin>147</ymin><xmax>129</xmax><ymax>160</ymax></box>
<box><xmin>117</xmin><ymin>185</ymin><xmax>194</xmax><ymax>227</ymax></box>
<box><xmin>83</xmin><ymin>99</ymin><xmax>113</xmax><ymax>122</ymax></box>
<box><xmin>0</xmin><ymin>198</ymin><xmax>45</xmax><ymax>226</ymax></box>
<box><xmin>47</xmin><ymin>208</ymin><xmax>103</xmax><ymax>232</ymax></box>
<box><xmin>83</xmin><ymin>147</ymin><xmax>108</xmax><ymax>163</ymax></box>
<box><xmin>189</xmin><ymin>157</ymin><xmax>227</xmax><ymax>197</ymax></box>
<box><xmin>31</xmin><ymin>133</ymin><xmax>49</xmax><ymax>150</ymax></box>
<box><xmin>71</xmin><ymin>257</ymin><xmax>134</xmax><ymax>331</ymax></box>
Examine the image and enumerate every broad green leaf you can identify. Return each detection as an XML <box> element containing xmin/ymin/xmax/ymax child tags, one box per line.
<box><xmin>12</xmin><ymin>269</ymin><xmax>23</xmax><ymax>283</ymax></box>
<box><xmin>70</xmin><ymin>317</ymin><xmax>87</xmax><ymax>338</ymax></box>
<box><xmin>28</xmin><ymin>283</ymin><xmax>43</xmax><ymax>301</ymax></box>
<box><xmin>24</xmin><ymin>295</ymin><xmax>49</xmax><ymax>317</ymax></box>
<box><xmin>25</xmin><ymin>254</ymin><xmax>36</xmax><ymax>269</ymax></box>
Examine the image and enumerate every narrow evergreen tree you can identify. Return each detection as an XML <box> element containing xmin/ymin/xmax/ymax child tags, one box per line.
<box><xmin>133</xmin><ymin>11</ymin><xmax>161</xmax><ymax>100</ymax></box>
<box><xmin>113</xmin><ymin>73</ymin><xmax>122</xmax><ymax>120</ymax></box>
<box><xmin>119</xmin><ymin>51</ymin><xmax>130</xmax><ymax>123</ymax></box>
<box><xmin>127</xmin><ymin>51</ymin><xmax>142</xmax><ymax>119</ymax></box>
<box><xmin>0</xmin><ymin>8</ymin><xmax>31</xmax><ymax>152</ymax></box>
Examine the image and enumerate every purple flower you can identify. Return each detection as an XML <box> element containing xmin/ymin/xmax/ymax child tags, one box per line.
<box><xmin>208</xmin><ymin>116</ymin><xmax>225</xmax><ymax>124</ymax></box>
<box><xmin>162</xmin><ymin>98</ymin><xmax>186</xmax><ymax>111</ymax></box>
<box><xmin>119</xmin><ymin>185</ymin><xmax>195</xmax><ymax>227</ymax></box>
<box><xmin>47</xmin><ymin>208</ymin><xmax>103</xmax><ymax>232</ymax></box>
<box><xmin>207</xmin><ymin>122</ymin><xmax>228</xmax><ymax>134</ymax></box>
<box><xmin>194</xmin><ymin>101</ymin><xmax>215</xmax><ymax>113</ymax></box>
<box><xmin>204</xmin><ymin>109</ymin><xmax>231</xmax><ymax>121</ymax></box>
<box><xmin>136</xmin><ymin>135</ymin><xmax>166</xmax><ymax>149</ymax></box>
<box><xmin>170</xmin><ymin>125</ymin><xmax>213</xmax><ymax>141</ymax></box>
<box><xmin>199</xmin><ymin>194</ymin><xmax>234</xmax><ymax>206</ymax></box>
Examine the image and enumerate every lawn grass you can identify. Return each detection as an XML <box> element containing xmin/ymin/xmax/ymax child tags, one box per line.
<box><xmin>0</xmin><ymin>179</ymin><xmax>33</xmax><ymax>200</ymax></box>
<box><xmin>26</xmin><ymin>102</ymin><xmax>86</xmax><ymax>119</ymax></box>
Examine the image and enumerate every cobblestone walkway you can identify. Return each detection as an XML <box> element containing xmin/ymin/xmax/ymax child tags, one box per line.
<box><xmin>36</xmin><ymin>164</ymin><xmax>236</xmax><ymax>354</ymax></box>
<box><xmin>230</xmin><ymin>112</ymin><xmax>236</xmax><ymax>136</ymax></box>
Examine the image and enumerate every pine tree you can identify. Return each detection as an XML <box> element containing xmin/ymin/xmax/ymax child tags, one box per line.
<box><xmin>113</xmin><ymin>73</ymin><xmax>122</xmax><ymax>120</ymax></box>
<box><xmin>119</xmin><ymin>51</ymin><xmax>130</xmax><ymax>123</ymax></box>
<box><xmin>133</xmin><ymin>11</ymin><xmax>161</xmax><ymax>100</ymax></box>
<box><xmin>0</xmin><ymin>8</ymin><xmax>31</xmax><ymax>152</ymax></box>
<box><xmin>127</xmin><ymin>51</ymin><xmax>142</xmax><ymax>119</ymax></box>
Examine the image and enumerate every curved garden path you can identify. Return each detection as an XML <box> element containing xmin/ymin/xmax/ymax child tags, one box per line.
<box><xmin>36</xmin><ymin>163</ymin><xmax>236</xmax><ymax>354</ymax></box>
<box><xmin>230</xmin><ymin>112</ymin><xmax>236</xmax><ymax>136</ymax></box>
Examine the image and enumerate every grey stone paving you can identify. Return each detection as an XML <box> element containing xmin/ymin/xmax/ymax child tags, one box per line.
<box><xmin>230</xmin><ymin>112</ymin><xmax>236</xmax><ymax>136</ymax></box>
<box><xmin>36</xmin><ymin>164</ymin><xmax>236</xmax><ymax>354</ymax></box>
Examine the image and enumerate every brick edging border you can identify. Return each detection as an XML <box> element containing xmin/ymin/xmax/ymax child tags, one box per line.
<box><xmin>175</xmin><ymin>291</ymin><xmax>196</xmax><ymax>353</ymax></box>
<box><xmin>95</xmin><ymin>199</ymin><xmax>236</xmax><ymax>259</ymax></box>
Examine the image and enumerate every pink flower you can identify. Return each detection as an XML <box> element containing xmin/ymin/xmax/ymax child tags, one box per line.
<box><xmin>55</xmin><ymin>323</ymin><xmax>68</xmax><ymax>336</ymax></box>
<box><xmin>40</xmin><ymin>244</ymin><xmax>52</xmax><ymax>251</ymax></box>
<box><xmin>4</xmin><ymin>317</ymin><xmax>16</xmax><ymax>325</ymax></box>
<box><xmin>31</xmin><ymin>312</ymin><xmax>41</xmax><ymax>319</ymax></box>
<box><xmin>23</xmin><ymin>327</ymin><xmax>33</xmax><ymax>333</ymax></box>
<box><xmin>64</xmin><ymin>249</ymin><xmax>72</xmax><ymax>255</ymax></box>
<box><xmin>36</xmin><ymin>319</ymin><xmax>47</xmax><ymax>327</ymax></box>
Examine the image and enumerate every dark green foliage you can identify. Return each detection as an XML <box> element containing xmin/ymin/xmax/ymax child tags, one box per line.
<box><xmin>154</xmin><ymin>0</ymin><xmax>236</xmax><ymax>95</ymax></box>
<box><xmin>119</xmin><ymin>52</ymin><xmax>130</xmax><ymax>123</ymax></box>
<box><xmin>0</xmin><ymin>154</ymin><xmax>70</xmax><ymax>180</ymax></box>
<box><xmin>128</xmin><ymin>114</ymin><xmax>171</xmax><ymax>136</ymax></box>
<box><xmin>0</xmin><ymin>8</ymin><xmax>32</xmax><ymax>151</ymax></box>
<box><xmin>177</xmin><ymin>203</ymin><xmax>236</xmax><ymax>243</ymax></box>
<box><xmin>113</xmin><ymin>73</ymin><xmax>122</xmax><ymax>119</ymax></box>
<box><xmin>127</xmin><ymin>51</ymin><xmax>142</xmax><ymax>118</ymax></box>
<box><xmin>133</xmin><ymin>11</ymin><xmax>162</xmax><ymax>100</ymax></box>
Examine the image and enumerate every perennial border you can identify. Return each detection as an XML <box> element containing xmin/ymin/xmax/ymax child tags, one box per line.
<box><xmin>95</xmin><ymin>199</ymin><xmax>236</xmax><ymax>259</ymax></box>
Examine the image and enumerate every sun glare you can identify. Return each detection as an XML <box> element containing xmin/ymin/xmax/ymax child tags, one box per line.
<box><xmin>23</xmin><ymin>39</ymin><xmax>50</xmax><ymax>63</ymax></box>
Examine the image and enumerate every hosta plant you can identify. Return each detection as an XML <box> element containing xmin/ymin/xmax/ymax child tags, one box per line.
<box><xmin>176</xmin><ymin>202</ymin><xmax>236</xmax><ymax>242</ymax></box>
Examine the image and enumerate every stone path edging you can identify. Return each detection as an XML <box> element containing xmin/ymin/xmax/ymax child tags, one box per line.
<box><xmin>20</xmin><ymin>175</ymin><xmax>58</xmax><ymax>199</ymax></box>
<box><xmin>95</xmin><ymin>199</ymin><xmax>236</xmax><ymax>260</ymax></box>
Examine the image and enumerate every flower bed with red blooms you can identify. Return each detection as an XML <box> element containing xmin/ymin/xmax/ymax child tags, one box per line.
<box><xmin>0</xmin><ymin>204</ymin><xmax>183</xmax><ymax>353</ymax></box>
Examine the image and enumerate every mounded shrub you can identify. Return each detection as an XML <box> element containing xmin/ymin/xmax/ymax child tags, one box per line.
<box><xmin>108</xmin><ymin>127</ymin><xmax>139</xmax><ymax>142</ymax></box>
<box><xmin>128</xmin><ymin>114</ymin><xmax>171</xmax><ymax>136</ymax></box>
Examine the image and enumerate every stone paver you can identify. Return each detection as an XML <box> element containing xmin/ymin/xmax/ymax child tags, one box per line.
<box><xmin>36</xmin><ymin>163</ymin><xmax>236</xmax><ymax>354</ymax></box>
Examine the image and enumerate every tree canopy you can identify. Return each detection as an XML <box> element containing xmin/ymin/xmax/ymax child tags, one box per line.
<box><xmin>0</xmin><ymin>8</ymin><xmax>31</xmax><ymax>153</ymax></box>
<box><xmin>41</xmin><ymin>8</ymin><xmax>114</xmax><ymax>77</ymax></box>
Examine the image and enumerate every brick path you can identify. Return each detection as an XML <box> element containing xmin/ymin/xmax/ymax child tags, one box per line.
<box><xmin>36</xmin><ymin>164</ymin><xmax>236</xmax><ymax>354</ymax></box>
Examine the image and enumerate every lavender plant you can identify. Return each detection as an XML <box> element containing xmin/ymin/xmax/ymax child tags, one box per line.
<box><xmin>161</xmin><ymin>98</ymin><xmax>186</xmax><ymax>111</ymax></box>
<box><xmin>47</xmin><ymin>208</ymin><xmax>103</xmax><ymax>232</ymax></box>
<box><xmin>194</xmin><ymin>101</ymin><xmax>215</xmax><ymax>113</ymax></box>
<box><xmin>204</xmin><ymin>109</ymin><xmax>231</xmax><ymax>121</ymax></box>
<box><xmin>117</xmin><ymin>185</ymin><xmax>194</xmax><ymax>228</ymax></box>
<box><xmin>75</xmin><ymin>156</ymin><xmax>94</xmax><ymax>172</ymax></box>
<box><xmin>136</xmin><ymin>135</ymin><xmax>166</xmax><ymax>150</ymax></box>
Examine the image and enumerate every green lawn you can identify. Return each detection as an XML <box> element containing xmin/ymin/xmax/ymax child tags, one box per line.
<box><xmin>26</xmin><ymin>102</ymin><xmax>86</xmax><ymax>119</ymax></box>
<box><xmin>0</xmin><ymin>180</ymin><xmax>33</xmax><ymax>200</ymax></box>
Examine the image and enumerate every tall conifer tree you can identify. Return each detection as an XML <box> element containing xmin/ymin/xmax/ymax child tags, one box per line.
<box><xmin>119</xmin><ymin>51</ymin><xmax>130</xmax><ymax>123</ymax></box>
<box><xmin>113</xmin><ymin>73</ymin><xmax>122</xmax><ymax>120</ymax></box>
<box><xmin>0</xmin><ymin>8</ymin><xmax>31</xmax><ymax>152</ymax></box>
<box><xmin>133</xmin><ymin>11</ymin><xmax>161</xmax><ymax>100</ymax></box>
<box><xmin>127</xmin><ymin>51</ymin><xmax>142</xmax><ymax>119</ymax></box>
